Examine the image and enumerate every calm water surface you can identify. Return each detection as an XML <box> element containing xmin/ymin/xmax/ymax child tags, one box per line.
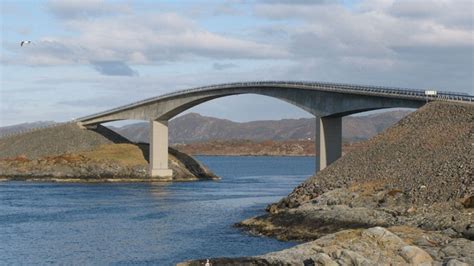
<box><xmin>0</xmin><ymin>156</ymin><xmax>315</xmax><ymax>265</ymax></box>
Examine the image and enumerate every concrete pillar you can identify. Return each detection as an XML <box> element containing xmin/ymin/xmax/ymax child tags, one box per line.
<box><xmin>149</xmin><ymin>120</ymin><xmax>173</xmax><ymax>178</ymax></box>
<box><xmin>316</xmin><ymin>116</ymin><xmax>342</xmax><ymax>172</ymax></box>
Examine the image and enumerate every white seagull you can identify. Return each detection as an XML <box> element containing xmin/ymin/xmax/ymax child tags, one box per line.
<box><xmin>20</xmin><ymin>40</ymin><xmax>32</xmax><ymax>47</ymax></box>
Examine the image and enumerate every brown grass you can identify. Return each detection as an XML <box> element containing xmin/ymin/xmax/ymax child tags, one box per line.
<box><xmin>1</xmin><ymin>144</ymin><xmax>147</xmax><ymax>167</ymax></box>
<box><xmin>78</xmin><ymin>144</ymin><xmax>147</xmax><ymax>166</ymax></box>
<box><xmin>3</xmin><ymin>155</ymin><xmax>30</xmax><ymax>162</ymax></box>
<box><xmin>387</xmin><ymin>225</ymin><xmax>426</xmax><ymax>245</ymax></box>
<box><xmin>333</xmin><ymin>229</ymin><xmax>363</xmax><ymax>243</ymax></box>
<box><xmin>387</xmin><ymin>189</ymin><xmax>403</xmax><ymax>197</ymax></box>
<box><xmin>349</xmin><ymin>180</ymin><xmax>386</xmax><ymax>196</ymax></box>
<box><xmin>42</xmin><ymin>154</ymin><xmax>86</xmax><ymax>164</ymax></box>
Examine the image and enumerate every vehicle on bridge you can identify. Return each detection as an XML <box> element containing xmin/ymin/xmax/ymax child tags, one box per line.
<box><xmin>17</xmin><ymin>81</ymin><xmax>473</xmax><ymax>178</ymax></box>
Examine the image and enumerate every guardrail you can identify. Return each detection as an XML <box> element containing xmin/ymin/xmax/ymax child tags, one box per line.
<box><xmin>76</xmin><ymin>81</ymin><xmax>473</xmax><ymax>122</ymax></box>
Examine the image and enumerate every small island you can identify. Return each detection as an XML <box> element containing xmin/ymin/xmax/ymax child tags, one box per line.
<box><xmin>0</xmin><ymin>123</ymin><xmax>218</xmax><ymax>182</ymax></box>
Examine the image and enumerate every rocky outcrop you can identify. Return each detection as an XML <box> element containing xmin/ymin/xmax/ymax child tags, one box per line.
<box><xmin>181</xmin><ymin>226</ymin><xmax>473</xmax><ymax>265</ymax></box>
<box><xmin>237</xmin><ymin>185</ymin><xmax>473</xmax><ymax>241</ymax></box>
<box><xmin>168</xmin><ymin>146</ymin><xmax>218</xmax><ymax>180</ymax></box>
<box><xmin>0</xmin><ymin>123</ymin><xmax>217</xmax><ymax>181</ymax></box>
<box><xmin>237</xmin><ymin>102</ymin><xmax>473</xmax><ymax>240</ymax></box>
<box><xmin>271</xmin><ymin>101</ymin><xmax>473</xmax><ymax>211</ymax></box>
<box><xmin>182</xmin><ymin>101</ymin><xmax>473</xmax><ymax>265</ymax></box>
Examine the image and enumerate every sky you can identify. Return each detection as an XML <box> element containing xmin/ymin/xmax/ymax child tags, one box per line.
<box><xmin>0</xmin><ymin>0</ymin><xmax>473</xmax><ymax>126</ymax></box>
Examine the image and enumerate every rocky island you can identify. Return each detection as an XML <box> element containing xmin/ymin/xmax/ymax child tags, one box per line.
<box><xmin>0</xmin><ymin>123</ymin><xmax>217</xmax><ymax>182</ymax></box>
<box><xmin>181</xmin><ymin>101</ymin><xmax>474</xmax><ymax>265</ymax></box>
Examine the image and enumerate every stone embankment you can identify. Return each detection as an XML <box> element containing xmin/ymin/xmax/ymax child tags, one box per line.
<box><xmin>0</xmin><ymin>123</ymin><xmax>217</xmax><ymax>181</ymax></box>
<box><xmin>183</xmin><ymin>101</ymin><xmax>474</xmax><ymax>265</ymax></box>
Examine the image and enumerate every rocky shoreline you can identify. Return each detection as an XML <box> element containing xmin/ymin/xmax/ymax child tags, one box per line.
<box><xmin>180</xmin><ymin>226</ymin><xmax>473</xmax><ymax>265</ymax></box>
<box><xmin>181</xmin><ymin>101</ymin><xmax>473</xmax><ymax>265</ymax></box>
<box><xmin>237</xmin><ymin>187</ymin><xmax>474</xmax><ymax>240</ymax></box>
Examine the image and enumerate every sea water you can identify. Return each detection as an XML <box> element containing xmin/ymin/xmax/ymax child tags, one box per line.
<box><xmin>0</xmin><ymin>156</ymin><xmax>315</xmax><ymax>265</ymax></box>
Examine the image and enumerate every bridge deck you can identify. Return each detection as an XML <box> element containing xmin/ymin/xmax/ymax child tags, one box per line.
<box><xmin>76</xmin><ymin>81</ymin><xmax>473</xmax><ymax>123</ymax></box>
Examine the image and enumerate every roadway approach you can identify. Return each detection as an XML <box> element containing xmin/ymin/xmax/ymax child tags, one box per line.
<box><xmin>76</xmin><ymin>81</ymin><xmax>474</xmax><ymax>178</ymax></box>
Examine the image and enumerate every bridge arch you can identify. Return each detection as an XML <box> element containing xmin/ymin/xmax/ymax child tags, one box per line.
<box><xmin>78</xmin><ymin>82</ymin><xmax>427</xmax><ymax>125</ymax></box>
<box><xmin>78</xmin><ymin>81</ymin><xmax>451</xmax><ymax>178</ymax></box>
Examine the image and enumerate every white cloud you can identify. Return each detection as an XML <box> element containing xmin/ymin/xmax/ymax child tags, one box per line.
<box><xmin>7</xmin><ymin>0</ymin><xmax>471</xmax><ymax>88</ymax></box>
<box><xmin>1</xmin><ymin>0</ymin><xmax>473</xmax><ymax>125</ymax></box>
<box><xmin>4</xmin><ymin>9</ymin><xmax>287</xmax><ymax>75</ymax></box>
<box><xmin>387</xmin><ymin>0</ymin><xmax>473</xmax><ymax>29</ymax></box>
<box><xmin>252</xmin><ymin>0</ymin><xmax>473</xmax><ymax>92</ymax></box>
<box><xmin>47</xmin><ymin>0</ymin><xmax>131</xmax><ymax>19</ymax></box>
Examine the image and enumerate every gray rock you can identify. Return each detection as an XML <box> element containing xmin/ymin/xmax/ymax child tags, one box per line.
<box><xmin>312</xmin><ymin>253</ymin><xmax>337</xmax><ymax>266</ymax></box>
<box><xmin>445</xmin><ymin>259</ymin><xmax>469</xmax><ymax>266</ymax></box>
<box><xmin>399</xmin><ymin>245</ymin><xmax>433</xmax><ymax>265</ymax></box>
<box><xmin>183</xmin><ymin>226</ymin><xmax>474</xmax><ymax>265</ymax></box>
<box><xmin>462</xmin><ymin>224</ymin><xmax>474</xmax><ymax>240</ymax></box>
<box><xmin>271</xmin><ymin>102</ymin><xmax>473</xmax><ymax>213</ymax></box>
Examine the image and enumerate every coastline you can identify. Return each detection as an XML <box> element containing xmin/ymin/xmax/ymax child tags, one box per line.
<box><xmin>180</xmin><ymin>101</ymin><xmax>474</xmax><ymax>265</ymax></box>
<box><xmin>194</xmin><ymin>154</ymin><xmax>315</xmax><ymax>157</ymax></box>
<box><xmin>0</xmin><ymin>177</ymin><xmax>211</xmax><ymax>183</ymax></box>
<box><xmin>173</xmin><ymin>140</ymin><xmax>364</xmax><ymax>157</ymax></box>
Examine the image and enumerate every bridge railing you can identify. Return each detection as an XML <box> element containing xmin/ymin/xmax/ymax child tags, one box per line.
<box><xmin>4</xmin><ymin>81</ymin><xmax>470</xmax><ymax>139</ymax></box>
<box><xmin>76</xmin><ymin>81</ymin><xmax>473</xmax><ymax>122</ymax></box>
<box><xmin>146</xmin><ymin>80</ymin><xmax>473</xmax><ymax>104</ymax></box>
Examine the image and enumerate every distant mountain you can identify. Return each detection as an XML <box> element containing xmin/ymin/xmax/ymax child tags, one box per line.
<box><xmin>0</xmin><ymin>121</ymin><xmax>56</xmax><ymax>138</ymax></box>
<box><xmin>112</xmin><ymin>110</ymin><xmax>412</xmax><ymax>144</ymax></box>
<box><xmin>0</xmin><ymin>110</ymin><xmax>411</xmax><ymax>143</ymax></box>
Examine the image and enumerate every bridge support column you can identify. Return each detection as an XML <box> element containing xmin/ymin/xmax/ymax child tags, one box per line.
<box><xmin>149</xmin><ymin>120</ymin><xmax>173</xmax><ymax>178</ymax></box>
<box><xmin>316</xmin><ymin>116</ymin><xmax>342</xmax><ymax>172</ymax></box>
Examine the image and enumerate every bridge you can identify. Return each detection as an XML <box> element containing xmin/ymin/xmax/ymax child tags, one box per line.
<box><xmin>76</xmin><ymin>81</ymin><xmax>473</xmax><ymax>178</ymax></box>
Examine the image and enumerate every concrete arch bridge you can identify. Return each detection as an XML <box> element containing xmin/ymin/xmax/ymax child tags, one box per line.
<box><xmin>77</xmin><ymin>81</ymin><xmax>473</xmax><ymax>177</ymax></box>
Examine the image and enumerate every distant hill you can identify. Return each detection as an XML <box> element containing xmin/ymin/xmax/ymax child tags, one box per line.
<box><xmin>0</xmin><ymin>110</ymin><xmax>412</xmax><ymax>143</ymax></box>
<box><xmin>0</xmin><ymin>121</ymin><xmax>55</xmax><ymax>138</ymax></box>
<box><xmin>113</xmin><ymin>110</ymin><xmax>412</xmax><ymax>143</ymax></box>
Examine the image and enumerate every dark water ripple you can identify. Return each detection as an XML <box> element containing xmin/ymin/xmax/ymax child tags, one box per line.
<box><xmin>0</xmin><ymin>156</ymin><xmax>315</xmax><ymax>265</ymax></box>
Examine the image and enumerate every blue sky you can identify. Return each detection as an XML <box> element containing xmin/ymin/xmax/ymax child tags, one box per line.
<box><xmin>1</xmin><ymin>0</ymin><xmax>473</xmax><ymax>126</ymax></box>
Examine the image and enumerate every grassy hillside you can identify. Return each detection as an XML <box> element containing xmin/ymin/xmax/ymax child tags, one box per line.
<box><xmin>0</xmin><ymin>123</ymin><xmax>128</xmax><ymax>160</ymax></box>
<box><xmin>0</xmin><ymin>123</ymin><xmax>216</xmax><ymax>181</ymax></box>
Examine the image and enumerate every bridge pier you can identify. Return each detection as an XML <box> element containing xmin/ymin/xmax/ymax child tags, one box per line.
<box><xmin>149</xmin><ymin>120</ymin><xmax>173</xmax><ymax>178</ymax></box>
<box><xmin>316</xmin><ymin>116</ymin><xmax>342</xmax><ymax>172</ymax></box>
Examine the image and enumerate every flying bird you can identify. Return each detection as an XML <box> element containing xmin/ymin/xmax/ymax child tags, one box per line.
<box><xmin>20</xmin><ymin>40</ymin><xmax>32</xmax><ymax>47</ymax></box>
